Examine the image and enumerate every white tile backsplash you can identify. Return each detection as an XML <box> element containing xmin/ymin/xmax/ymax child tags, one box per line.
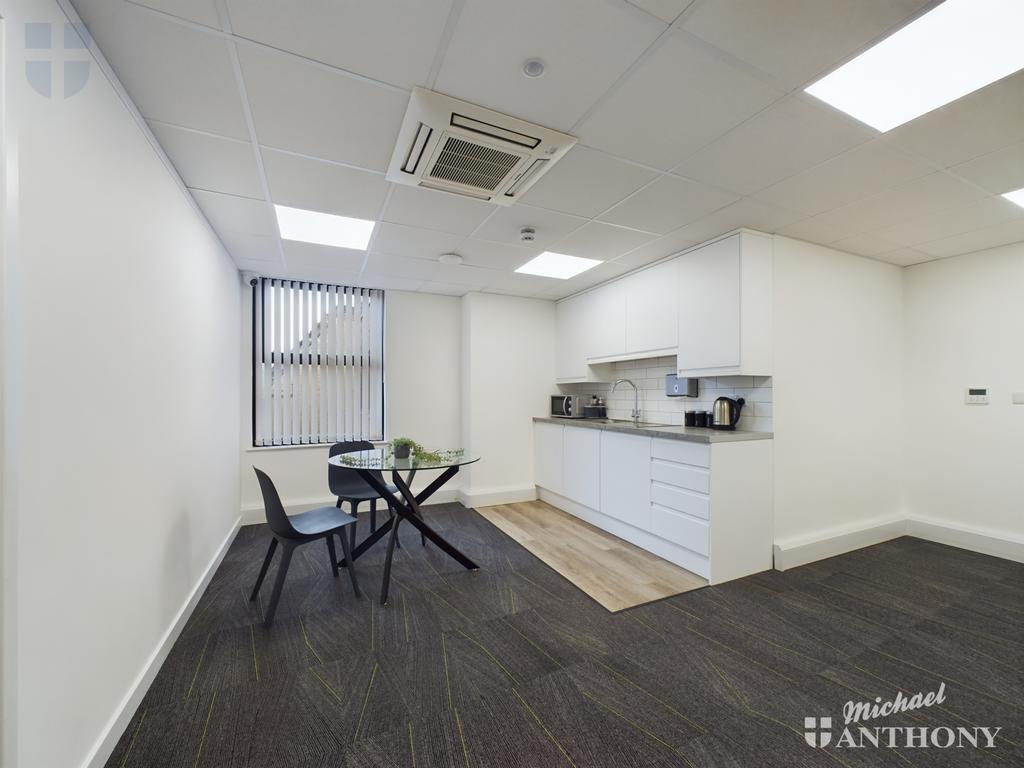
<box><xmin>559</xmin><ymin>356</ymin><xmax>773</xmax><ymax>432</ymax></box>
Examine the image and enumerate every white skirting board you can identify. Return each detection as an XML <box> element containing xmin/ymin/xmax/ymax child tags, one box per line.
<box><xmin>84</xmin><ymin>517</ymin><xmax>241</xmax><ymax>768</ymax></box>
<box><xmin>457</xmin><ymin>484</ymin><xmax>537</xmax><ymax>509</ymax></box>
<box><xmin>906</xmin><ymin>516</ymin><xmax>1024</xmax><ymax>564</ymax></box>
<box><xmin>241</xmin><ymin>489</ymin><xmax>462</xmax><ymax>526</ymax></box>
<box><xmin>774</xmin><ymin>515</ymin><xmax>1024</xmax><ymax>569</ymax></box>
<box><xmin>773</xmin><ymin>516</ymin><xmax>907</xmax><ymax>570</ymax></box>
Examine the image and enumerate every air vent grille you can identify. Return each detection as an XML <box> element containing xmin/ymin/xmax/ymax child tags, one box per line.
<box><xmin>428</xmin><ymin>136</ymin><xmax>522</xmax><ymax>192</ymax></box>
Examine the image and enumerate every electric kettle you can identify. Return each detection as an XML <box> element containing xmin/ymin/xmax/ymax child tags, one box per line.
<box><xmin>711</xmin><ymin>396</ymin><xmax>745</xmax><ymax>430</ymax></box>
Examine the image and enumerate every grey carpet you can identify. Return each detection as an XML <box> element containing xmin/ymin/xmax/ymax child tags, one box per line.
<box><xmin>105</xmin><ymin>504</ymin><xmax>1024</xmax><ymax>767</ymax></box>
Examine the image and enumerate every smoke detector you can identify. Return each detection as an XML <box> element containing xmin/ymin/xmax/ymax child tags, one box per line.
<box><xmin>438</xmin><ymin>252</ymin><xmax>463</xmax><ymax>266</ymax></box>
<box><xmin>386</xmin><ymin>87</ymin><xmax>577</xmax><ymax>206</ymax></box>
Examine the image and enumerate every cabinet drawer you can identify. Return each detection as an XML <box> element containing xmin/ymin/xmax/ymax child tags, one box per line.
<box><xmin>651</xmin><ymin>504</ymin><xmax>709</xmax><ymax>556</ymax></box>
<box><xmin>652</xmin><ymin>439</ymin><xmax>710</xmax><ymax>468</ymax></box>
<box><xmin>651</xmin><ymin>460</ymin><xmax>710</xmax><ymax>494</ymax></box>
<box><xmin>650</xmin><ymin>482</ymin><xmax>709</xmax><ymax>520</ymax></box>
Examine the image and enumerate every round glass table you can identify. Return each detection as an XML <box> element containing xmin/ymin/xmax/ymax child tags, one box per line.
<box><xmin>327</xmin><ymin>448</ymin><xmax>480</xmax><ymax>604</ymax></box>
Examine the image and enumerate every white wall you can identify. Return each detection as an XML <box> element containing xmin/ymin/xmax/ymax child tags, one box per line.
<box><xmin>772</xmin><ymin>237</ymin><xmax>905</xmax><ymax>548</ymax></box>
<box><xmin>239</xmin><ymin>289</ymin><xmax>462</xmax><ymax>518</ymax></box>
<box><xmin>461</xmin><ymin>292</ymin><xmax>556</xmax><ymax>505</ymax></box>
<box><xmin>3</xmin><ymin>2</ymin><xmax>242</xmax><ymax>766</ymax></box>
<box><xmin>904</xmin><ymin>243</ymin><xmax>1024</xmax><ymax>543</ymax></box>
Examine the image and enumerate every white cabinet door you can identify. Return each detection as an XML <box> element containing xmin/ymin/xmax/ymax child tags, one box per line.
<box><xmin>533</xmin><ymin>422</ymin><xmax>564</xmax><ymax>494</ymax></box>
<box><xmin>562</xmin><ymin>427</ymin><xmax>600</xmax><ymax>509</ymax></box>
<box><xmin>586</xmin><ymin>281</ymin><xmax>627</xmax><ymax>360</ymax></box>
<box><xmin>599</xmin><ymin>431</ymin><xmax>652</xmax><ymax>530</ymax></box>
<box><xmin>677</xmin><ymin>235</ymin><xmax>741</xmax><ymax>372</ymax></box>
<box><xmin>556</xmin><ymin>295</ymin><xmax>586</xmax><ymax>381</ymax></box>
<box><xmin>625</xmin><ymin>260</ymin><xmax>678</xmax><ymax>355</ymax></box>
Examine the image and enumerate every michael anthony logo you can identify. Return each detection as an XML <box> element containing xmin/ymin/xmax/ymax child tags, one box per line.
<box><xmin>804</xmin><ymin>683</ymin><xmax>1002</xmax><ymax>750</ymax></box>
<box><xmin>25</xmin><ymin>21</ymin><xmax>91</xmax><ymax>99</ymax></box>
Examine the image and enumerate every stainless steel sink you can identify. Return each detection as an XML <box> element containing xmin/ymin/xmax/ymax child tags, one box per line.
<box><xmin>587</xmin><ymin>419</ymin><xmax>671</xmax><ymax>428</ymax></box>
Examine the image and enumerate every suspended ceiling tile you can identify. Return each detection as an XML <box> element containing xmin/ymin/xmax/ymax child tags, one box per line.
<box><xmin>260</xmin><ymin>149</ymin><xmax>389</xmax><ymax>220</ymax></box>
<box><xmin>472</xmin><ymin>205</ymin><xmax>587</xmax><ymax>250</ymax></box>
<box><xmin>434</xmin><ymin>0</ymin><xmax>665</xmax><ymax>131</ymax></box>
<box><xmin>191</xmin><ymin>188</ymin><xmax>275</xmax><ymax>237</ymax></box>
<box><xmin>370</xmin><ymin>223</ymin><xmax>465</xmax><ymax>262</ymax></box>
<box><xmin>225</xmin><ymin>0</ymin><xmax>453</xmax><ymax>88</ymax></box>
<box><xmin>281</xmin><ymin>239</ymin><xmax>367</xmax><ymax>275</ymax></box>
<box><xmin>578</xmin><ymin>30</ymin><xmax>782</xmax><ymax>170</ymax></box>
<box><xmin>674</xmin><ymin>94</ymin><xmax>874</xmax><ymax>196</ymax></box>
<box><xmin>456</xmin><ymin>239</ymin><xmax>540</xmax><ymax>271</ymax></box>
<box><xmin>521</xmin><ymin>146</ymin><xmax>659</xmax><ymax>219</ymax></box>
<box><xmin>381</xmin><ymin>185</ymin><xmax>493</xmax><ymax>235</ymax></box>
<box><xmin>148</xmin><ymin>121</ymin><xmax>262</xmax><ymax>199</ymax></box>
<box><xmin>599</xmin><ymin>174</ymin><xmax>739</xmax><ymax>234</ymax></box>
<box><xmin>238</xmin><ymin>44</ymin><xmax>408</xmax><ymax>170</ymax></box>
<box><xmin>752</xmin><ymin>139</ymin><xmax>934</xmax><ymax>217</ymax></box>
<box><xmin>74</xmin><ymin>0</ymin><xmax>249</xmax><ymax>138</ymax></box>
<box><xmin>550</xmin><ymin>221</ymin><xmax>658</xmax><ymax>261</ymax></box>
<box><xmin>681</xmin><ymin>0</ymin><xmax>934</xmax><ymax>89</ymax></box>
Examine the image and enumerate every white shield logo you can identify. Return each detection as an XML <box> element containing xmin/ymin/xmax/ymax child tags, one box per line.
<box><xmin>805</xmin><ymin>717</ymin><xmax>832</xmax><ymax>748</ymax></box>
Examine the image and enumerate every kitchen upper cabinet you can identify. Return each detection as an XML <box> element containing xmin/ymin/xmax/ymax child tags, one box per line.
<box><xmin>533</xmin><ymin>421</ymin><xmax>563</xmax><ymax>495</ymax></box>
<box><xmin>599</xmin><ymin>431</ymin><xmax>652</xmax><ymax>530</ymax></box>
<box><xmin>555</xmin><ymin>229</ymin><xmax>771</xmax><ymax>380</ymax></box>
<box><xmin>555</xmin><ymin>293</ymin><xmax>613</xmax><ymax>383</ymax></box>
<box><xmin>677</xmin><ymin>235</ymin><xmax>740</xmax><ymax>371</ymax></box>
<box><xmin>562</xmin><ymin>426</ymin><xmax>600</xmax><ymax>509</ymax></box>
<box><xmin>624</xmin><ymin>259</ymin><xmax>678</xmax><ymax>356</ymax></box>
<box><xmin>585</xmin><ymin>280</ymin><xmax>627</xmax><ymax>361</ymax></box>
<box><xmin>676</xmin><ymin>231</ymin><xmax>772</xmax><ymax>377</ymax></box>
<box><xmin>556</xmin><ymin>295</ymin><xmax>587</xmax><ymax>382</ymax></box>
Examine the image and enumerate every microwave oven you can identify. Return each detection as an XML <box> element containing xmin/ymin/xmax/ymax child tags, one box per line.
<box><xmin>551</xmin><ymin>394</ymin><xmax>586</xmax><ymax>418</ymax></box>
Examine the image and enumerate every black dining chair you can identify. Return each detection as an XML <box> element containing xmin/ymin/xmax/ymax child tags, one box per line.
<box><xmin>250</xmin><ymin>467</ymin><xmax>361</xmax><ymax>626</ymax></box>
<box><xmin>329</xmin><ymin>440</ymin><xmax>400</xmax><ymax>551</ymax></box>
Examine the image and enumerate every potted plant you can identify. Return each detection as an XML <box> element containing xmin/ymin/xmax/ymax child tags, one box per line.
<box><xmin>390</xmin><ymin>437</ymin><xmax>421</xmax><ymax>459</ymax></box>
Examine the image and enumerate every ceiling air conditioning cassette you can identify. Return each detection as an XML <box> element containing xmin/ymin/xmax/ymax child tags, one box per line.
<box><xmin>386</xmin><ymin>87</ymin><xmax>577</xmax><ymax>206</ymax></box>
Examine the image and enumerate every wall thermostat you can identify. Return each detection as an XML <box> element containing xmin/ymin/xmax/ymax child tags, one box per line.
<box><xmin>965</xmin><ymin>387</ymin><xmax>989</xmax><ymax>405</ymax></box>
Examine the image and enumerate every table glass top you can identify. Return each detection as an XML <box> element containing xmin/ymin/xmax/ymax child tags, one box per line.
<box><xmin>328</xmin><ymin>448</ymin><xmax>479</xmax><ymax>472</ymax></box>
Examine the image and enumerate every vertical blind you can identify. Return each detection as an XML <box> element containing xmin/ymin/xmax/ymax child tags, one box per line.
<box><xmin>253</xmin><ymin>278</ymin><xmax>384</xmax><ymax>446</ymax></box>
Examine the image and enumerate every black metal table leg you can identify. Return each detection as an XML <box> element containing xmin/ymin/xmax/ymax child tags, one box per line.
<box><xmin>342</xmin><ymin>464</ymin><xmax>478</xmax><ymax>604</ymax></box>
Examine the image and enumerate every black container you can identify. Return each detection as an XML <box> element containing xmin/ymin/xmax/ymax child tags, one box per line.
<box><xmin>684</xmin><ymin>411</ymin><xmax>697</xmax><ymax>427</ymax></box>
<box><xmin>694</xmin><ymin>411</ymin><xmax>708</xmax><ymax>428</ymax></box>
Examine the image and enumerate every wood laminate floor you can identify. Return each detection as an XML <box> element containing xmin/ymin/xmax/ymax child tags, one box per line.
<box><xmin>477</xmin><ymin>500</ymin><xmax>707</xmax><ymax>610</ymax></box>
<box><xmin>106</xmin><ymin>503</ymin><xmax>1024</xmax><ymax>768</ymax></box>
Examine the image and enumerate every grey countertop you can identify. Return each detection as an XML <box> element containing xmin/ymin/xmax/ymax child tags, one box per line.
<box><xmin>532</xmin><ymin>416</ymin><xmax>773</xmax><ymax>444</ymax></box>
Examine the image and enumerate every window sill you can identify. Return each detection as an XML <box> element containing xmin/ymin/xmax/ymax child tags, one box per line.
<box><xmin>245</xmin><ymin>441</ymin><xmax>387</xmax><ymax>453</ymax></box>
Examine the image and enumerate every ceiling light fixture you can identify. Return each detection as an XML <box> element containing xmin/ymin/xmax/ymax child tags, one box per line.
<box><xmin>274</xmin><ymin>204</ymin><xmax>375</xmax><ymax>250</ymax></box>
<box><xmin>804</xmin><ymin>0</ymin><xmax>1024</xmax><ymax>132</ymax></box>
<box><xmin>522</xmin><ymin>58</ymin><xmax>545</xmax><ymax>78</ymax></box>
<box><xmin>1001</xmin><ymin>187</ymin><xmax>1024</xmax><ymax>209</ymax></box>
<box><xmin>438</xmin><ymin>252</ymin><xmax>463</xmax><ymax>266</ymax></box>
<box><xmin>516</xmin><ymin>251</ymin><xmax>601</xmax><ymax>280</ymax></box>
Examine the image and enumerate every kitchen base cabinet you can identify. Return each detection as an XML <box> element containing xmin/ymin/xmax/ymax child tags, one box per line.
<box><xmin>533</xmin><ymin>421</ymin><xmax>564</xmax><ymax>496</ymax></box>
<box><xmin>563</xmin><ymin>425</ymin><xmax>600</xmax><ymax>510</ymax></box>
<box><xmin>599</xmin><ymin>431</ymin><xmax>651</xmax><ymax>530</ymax></box>
<box><xmin>533</xmin><ymin>421</ymin><xmax>772</xmax><ymax>584</ymax></box>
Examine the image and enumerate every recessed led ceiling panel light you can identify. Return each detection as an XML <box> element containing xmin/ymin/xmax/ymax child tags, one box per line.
<box><xmin>515</xmin><ymin>251</ymin><xmax>601</xmax><ymax>279</ymax></box>
<box><xmin>1001</xmin><ymin>187</ymin><xmax>1024</xmax><ymax>209</ymax></box>
<box><xmin>805</xmin><ymin>0</ymin><xmax>1024</xmax><ymax>132</ymax></box>
<box><xmin>274</xmin><ymin>205</ymin><xmax>375</xmax><ymax>250</ymax></box>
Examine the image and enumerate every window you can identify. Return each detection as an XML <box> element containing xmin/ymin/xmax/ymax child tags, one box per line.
<box><xmin>252</xmin><ymin>278</ymin><xmax>383</xmax><ymax>446</ymax></box>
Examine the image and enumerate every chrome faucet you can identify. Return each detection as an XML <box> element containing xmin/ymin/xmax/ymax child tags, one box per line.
<box><xmin>612</xmin><ymin>378</ymin><xmax>641</xmax><ymax>426</ymax></box>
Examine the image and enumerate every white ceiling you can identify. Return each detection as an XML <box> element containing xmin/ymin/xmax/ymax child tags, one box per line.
<box><xmin>72</xmin><ymin>0</ymin><xmax>1024</xmax><ymax>300</ymax></box>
